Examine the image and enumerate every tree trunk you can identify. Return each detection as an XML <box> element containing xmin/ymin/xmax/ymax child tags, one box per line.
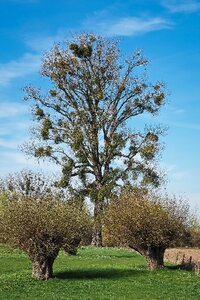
<box><xmin>144</xmin><ymin>246</ymin><xmax>166</xmax><ymax>271</ymax></box>
<box><xmin>91</xmin><ymin>201</ymin><xmax>103</xmax><ymax>247</ymax></box>
<box><xmin>91</xmin><ymin>223</ymin><xmax>102</xmax><ymax>247</ymax></box>
<box><xmin>31</xmin><ymin>251</ymin><xmax>59</xmax><ymax>280</ymax></box>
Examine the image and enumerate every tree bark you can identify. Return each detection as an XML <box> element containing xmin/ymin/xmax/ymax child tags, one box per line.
<box><xmin>143</xmin><ymin>246</ymin><xmax>166</xmax><ymax>271</ymax></box>
<box><xmin>31</xmin><ymin>250</ymin><xmax>59</xmax><ymax>280</ymax></box>
<box><xmin>91</xmin><ymin>201</ymin><xmax>103</xmax><ymax>247</ymax></box>
<box><xmin>91</xmin><ymin>223</ymin><xmax>103</xmax><ymax>247</ymax></box>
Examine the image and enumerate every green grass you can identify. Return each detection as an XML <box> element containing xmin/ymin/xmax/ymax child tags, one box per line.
<box><xmin>0</xmin><ymin>245</ymin><xmax>200</xmax><ymax>300</ymax></box>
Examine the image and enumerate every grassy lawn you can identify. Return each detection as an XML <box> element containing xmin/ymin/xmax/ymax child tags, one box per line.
<box><xmin>0</xmin><ymin>245</ymin><xmax>200</xmax><ymax>300</ymax></box>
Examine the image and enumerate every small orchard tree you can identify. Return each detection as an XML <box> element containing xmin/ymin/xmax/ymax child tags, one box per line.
<box><xmin>0</xmin><ymin>169</ymin><xmax>73</xmax><ymax>202</ymax></box>
<box><xmin>23</xmin><ymin>33</ymin><xmax>166</xmax><ymax>246</ymax></box>
<box><xmin>0</xmin><ymin>194</ymin><xmax>91</xmax><ymax>280</ymax></box>
<box><xmin>103</xmin><ymin>189</ymin><xmax>191</xmax><ymax>270</ymax></box>
<box><xmin>0</xmin><ymin>170</ymin><xmax>54</xmax><ymax>199</ymax></box>
<box><xmin>188</xmin><ymin>219</ymin><xmax>200</xmax><ymax>248</ymax></box>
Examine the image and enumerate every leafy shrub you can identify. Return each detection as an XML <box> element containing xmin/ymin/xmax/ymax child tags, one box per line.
<box><xmin>0</xmin><ymin>193</ymin><xmax>91</xmax><ymax>280</ymax></box>
<box><xmin>104</xmin><ymin>189</ymin><xmax>191</xmax><ymax>270</ymax></box>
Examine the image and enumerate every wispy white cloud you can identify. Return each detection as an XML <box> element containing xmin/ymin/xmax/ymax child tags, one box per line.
<box><xmin>0</xmin><ymin>139</ymin><xmax>21</xmax><ymax>150</ymax></box>
<box><xmin>172</xmin><ymin>170</ymin><xmax>189</xmax><ymax>180</ymax></box>
<box><xmin>0</xmin><ymin>29</ymin><xmax>65</xmax><ymax>87</ymax></box>
<box><xmin>0</xmin><ymin>151</ymin><xmax>38</xmax><ymax>174</ymax></box>
<box><xmin>162</xmin><ymin>0</ymin><xmax>200</xmax><ymax>13</ymax></box>
<box><xmin>0</xmin><ymin>101</ymin><xmax>30</xmax><ymax>153</ymax></box>
<box><xmin>25</xmin><ymin>29</ymin><xmax>67</xmax><ymax>53</ymax></box>
<box><xmin>0</xmin><ymin>53</ymin><xmax>40</xmax><ymax>87</ymax></box>
<box><xmin>171</xmin><ymin>121</ymin><xmax>200</xmax><ymax>131</ymax></box>
<box><xmin>162</xmin><ymin>163</ymin><xmax>200</xmax><ymax>214</ymax></box>
<box><xmin>0</xmin><ymin>101</ymin><xmax>30</xmax><ymax>158</ymax></box>
<box><xmin>0</xmin><ymin>120</ymin><xmax>30</xmax><ymax>139</ymax></box>
<box><xmin>0</xmin><ymin>121</ymin><xmax>30</xmax><ymax>149</ymax></box>
<box><xmin>0</xmin><ymin>102</ymin><xmax>27</xmax><ymax>118</ymax></box>
<box><xmin>162</xmin><ymin>163</ymin><xmax>190</xmax><ymax>181</ymax></box>
<box><xmin>83</xmin><ymin>16</ymin><xmax>172</xmax><ymax>37</ymax></box>
<box><xmin>188</xmin><ymin>192</ymin><xmax>200</xmax><ymax>217</ymax></box>
<box><xmin>0</xmin><ymin>99</ymin><xmax>60</xmax><ymax>176</ymax></box>
<box><xmin>167</xmin><ymin>106</ymin><xmax>185</xmax><ymax>115</ymax></box>
<box><xmin>0</xmin><ymin>150</ymin><xmax>61</xmax><ymax>176</ymax></box>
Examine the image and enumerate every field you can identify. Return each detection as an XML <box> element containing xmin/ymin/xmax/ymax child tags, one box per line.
<box><xmin>165</xmin><ymin>248</ymin><xmax>200</xmax><ymax>265</ymax></box>
<box><xmin>1</xmin><ymin>245</ymin><xmax>200</xmax><ymax>300</ymax></box>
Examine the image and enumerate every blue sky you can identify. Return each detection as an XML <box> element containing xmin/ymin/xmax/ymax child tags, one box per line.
<box><xmin>0</xmin><ymin>0</ymin><xmax>199</xmax><ymax>213</ymax></box>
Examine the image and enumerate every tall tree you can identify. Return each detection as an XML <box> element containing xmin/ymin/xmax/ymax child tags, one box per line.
<box><xmin>23</xmin><ymin>34</ymin><xmax>165</xmax><ymax>246</ymax></box>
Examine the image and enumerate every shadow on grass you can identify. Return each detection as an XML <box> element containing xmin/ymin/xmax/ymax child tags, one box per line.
<box><xmin>166</xmin><ymin>263</ymin><xmax>195</xmax><ymax>271</ymax></box>
<box><xmin>77</xmin><ymin>254</ymin><xmax>139</xmax><ymax>259</ymax></box>
<box><xmin>54</xmin><ymin>268</ymin><xmax>146</xmax><ymax>280</ymax></box>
